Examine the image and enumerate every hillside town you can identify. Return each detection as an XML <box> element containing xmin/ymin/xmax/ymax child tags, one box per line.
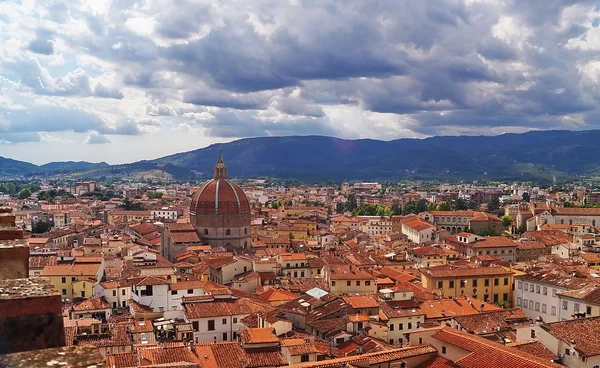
<box><xmin>3</xmin><ymin>154</ymin><xmax>600</xmax><ymax>367</ymax></box>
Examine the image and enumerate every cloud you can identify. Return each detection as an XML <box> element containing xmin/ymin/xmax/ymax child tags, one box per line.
<box><xmin>27</xmin><ymin>29</ymin><xmax>54</xmax><ymax>55</ymax></box>
<box><xmin>84</xmin><ymin>132</ymin><xmax>111</xmax><ymax>144</ymax></box>
<box><xmin>3</xmin><ymin>0</ymin><xmax>600</xmax><ymax>163</ymax></box>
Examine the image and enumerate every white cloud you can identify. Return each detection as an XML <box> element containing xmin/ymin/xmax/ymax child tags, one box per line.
<box><xmin>84</xmin><ymin>131</ymin><xmax>111</xmax><ymax>144</ymax></box>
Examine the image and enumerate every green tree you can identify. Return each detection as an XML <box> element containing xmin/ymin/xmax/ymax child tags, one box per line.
<box><xmin>475</xmin><ymin>225</ymin><xmax>500</xmax><ymax>236</ymax></box>
<box><xmin>271</xmin><ymin>201</ymin><xmax>279</xmax><ymax>209</ymax></box>
<box><xmin>435</xmin><ymin>202</ymin><xmax>451</xmax><ymax>211</ymax></box>
<box><xmin>487</xmin><ymin>196</ymin><xmax>501</xmax><ymax>212</ymax></box>
<box><xmin>495</xmin><ymin>300</ymin><xmax>509</xmax><ymax>309</ymax></box>
<box><xmin>32</xmin><ymin>220</ymin><xmax>52</xmax><ymax>234</ymax></box>
<box><xmin>501</xmin><ymin>215</ymin><xmax>513</xmax><ymax>228</ymax></box>
<box><xmin>336</xmin><ymin>202</ymin><xmax>345</xmax><ymax>214</ymax></box>
<box><xmin>391</xmin><ymin>201</ymin><xmax>401</xmax><ymax>215</ymax></box>
<box><xmin>346</xmin><ymin>194</ymin><xmax>358</xmax><ymax>212</ymax></box>
<box><xmin>18</xmin><ymin>188</ymin><xmax>31</xmax><ymax>199</ymax></box>
<box><xmin>516</xmin><ymin>224</ymin><xmax>527</xmax><ymax>234</ymax></box>
<box><xmin>522</xmin><ymin>192</ymin><xmax>530</xmax><ymax>202</ymax></box>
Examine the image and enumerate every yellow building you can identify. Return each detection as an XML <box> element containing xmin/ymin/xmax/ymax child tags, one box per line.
<box><xmin>325</xmin><ymin>265</ymin><xmax>377</xmax><ymax>295</ymax></box>
<box><xmin>107</xmin><ymin>210</ymin><xmax>152</xmax><ymax>225</ymax></box>
<box><xmin>421</xmin><ymin>265</ymin><xmax>514</xmax><ymax>305</ymax></box>
<box><xmin>40</xmin><ymin>263</ymin><xmax>103</xmax><ymax>300</ymax></box>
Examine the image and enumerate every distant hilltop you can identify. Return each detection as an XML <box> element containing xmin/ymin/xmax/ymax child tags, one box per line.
<box><xmin>2</xmin><ymin>130</ymin><xmax>600</xmax><ymax>182</ymax></box>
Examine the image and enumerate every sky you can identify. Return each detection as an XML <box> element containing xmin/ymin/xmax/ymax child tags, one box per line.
<box><xmin>2</xmin><ymin>0</ymin><xmax>600</xmax><ymax>165</ymax></box>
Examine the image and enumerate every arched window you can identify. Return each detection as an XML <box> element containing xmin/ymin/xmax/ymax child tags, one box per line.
<box><xmin>593</xmin><ymin>220</ymin><xmax>596</xmax><ymax>227</ymax></box>
<box><xmin>244</xmin><ymin>227</ymin><xmax>247</xmax><ymax>235</ymax></box>
<box><xmin>569</xmin><ymin>219</ymin><xmax>573</xmax><ymax>225</ymax></box>
<box><xmin>561</xmin><ymin>219</ymin><xmax>564</xmax><ymax>224</ymax></box>
<box><xmin>203</xmin><ymin>228</ymin><xmax>208</xmax><ymax>236</ymax></box>
<box><xmin>244</xmin><ymin>241</ymin><xmax>248</xmax><ymax>248</ymax></box>
<box><xmin>226</xmin><ymin>229</ymin><xmax>231</xmax><ymax>236</ymax></box>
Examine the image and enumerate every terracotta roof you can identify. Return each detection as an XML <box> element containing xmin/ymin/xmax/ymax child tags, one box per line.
<box><xmin>453</xmin><ymin>308</ymin><xmax>529</xmax><ymax>334</ymax></box>
<box><xmin>554</xmin><ymin>207</ymin><xmax>600</xmax><ymax>216</ymax></box>
<box><xmin>419</xmin><ymin>297</ymin><xmax>501</xmax><ymax>319</ymax></box>
<box><xmin>470</xmin><ymin>236</ymin><xmax>517</xmax><ymax>249</ymax></box>
<box><xmin>40</xmin><ymin>263</ymin><xmax>100</xmax><ymax>277</ymax></box>
<box><xmin>341</xmin><ymin>295</ymin><xmax>379</xmax><ymax>309</ymax></box>
<box><xmin>507</xmin><ymin>341</ymin><xmax>559</xmax><ymax>362</ymax></box>
<box><xmin>107</xmin><ymin>352</ymin><xmax>137</xmax><ymax>368</ymax></box>
<box><xmin>169</xmin><ymin>280</ymin><xmax>220</xmax><ymax>291</ymax></box>
<box><xmin>432</xmin><ymin>327</ymin><xmax>563</xmax><ymax>367</ymax></box>
<box><xmin>243</xmin><ymin>346</ymin><xmax>287</xmax><ymax>368</ymax></box>
<box><xmin>183</xmin><ymin>297</ymin><xmax>273</xmax><ymax>319</ymax></box>
<box><xmin>415</xmin><ymin>356</ymin><xmax>460</xmax><ymax>368</ymax></box>
<box><xmin>522</xmin><ymin>230</ymin><xmax>573</xmax><ymax>246</ymax></box>
<box><xmin>170</xmin><ymin>231</ymin><xmax>201</xmax><ymax>244</ymax></box>
<box><xmin>130</xmin><ymin>275</ymin><xmax>169</xmax><ymax>286</ymax></box>
<box><xmin>241</xmin><ymin>328</ymin><xmax>278</xmax><ymax>344</ymax></box>
<box><xmin>423</xmin><ymin>265</ymin><xmax>512</xmax><ymax>278</ymax></box>
<box><xmin>258</xmin><ymin>288</ymin><xmax>298</xmax><ymax>302</ymax></box>
<box><xmin>328</xmin><ymin>265</ymin><xmax>375</xmax><ymax>281</ymax></box>
<box><xmin>72</xmin><ymin>298</ymin><xmax>111</xmax><ymax>311</ymax></box>
<box><xmin>558</xmin><ymin>284</ymin><xmax>600</xmax><ymax>304</ymax></box>
<box><xmin>541</xmin><ymin>317</ymin><xmax>600</xmax><ymax>357</ymax></box>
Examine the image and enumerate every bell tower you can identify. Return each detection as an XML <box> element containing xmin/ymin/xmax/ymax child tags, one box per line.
<box><xmin>214</xmin><ymin>148</ymin><xmax>228</xmax><ymax>179</ymax></box>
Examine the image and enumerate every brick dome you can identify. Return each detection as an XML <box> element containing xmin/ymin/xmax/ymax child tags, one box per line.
<box><xmin>189</xmin><ymin>149</ymin><xmax>250</xmax><ymax>215</ymax></box>
<box><xmin>190</xmin><ymin>178</ymin><xmax>250</xmax><ymax>215</ymax></box>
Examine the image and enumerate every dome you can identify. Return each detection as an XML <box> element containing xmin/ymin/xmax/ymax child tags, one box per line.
<box><xmin>190</xmin><ymin>178</ymin><xmax>250</xmax><ymax>215</ymax></box>
<box><xmin>190</xmin><ymin>150</ymin><xmax>250</xmax><ymax>215</ymax></box>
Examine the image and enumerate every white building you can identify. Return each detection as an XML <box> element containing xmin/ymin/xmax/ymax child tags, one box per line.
<box><xmin>183</xmin><ymin>293</ymin><xmax>273</xmax><ymax>343</ymax></box>
<box><xmin>514</xmin><ymin>268</ymin><xmax>589</xmax><ymax>323</ymax></box>
<box><xmin>151</xmin><ymin>207</ymin><xmax>178</xmax><ymax>220</ymax></box>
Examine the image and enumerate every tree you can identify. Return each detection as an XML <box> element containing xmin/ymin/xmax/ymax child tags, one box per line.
<box><xmin>495</xmin><ymin>300</ymin><xmax>509</xmax><ymax>309</ymax></box>
<box><xmin>18</xmin><ymin>188</ymin><xmax>31</xmax><ymax>199</ymax></box>
<box><xmin>516</xmin><ymin>224</ymin><xmax>527</xmax><ymax>234</ymax></box>
<box><xmin>435</xmin><ymin>202</ymin><xmax>451</xmax><ymax>211</ymax></box>
<box><xmin>391</xmin><ymin>201</ymin><xmax>401</xmax><ymax>215</ymax></box>
<box><xmin>118</xmin><ymin>198</ymin><xmax>146</xmax><ymax>211</ymax></box>
<box><xmin>346</xmin><ymin>194</ymin><xmax>358</xmax><ymax>212</ymax></box>
<box><xmin>522</xmin><ymin>192</ymin><xmax>530</xmax><ymax>202</ymax></box>
<box><xmin>32</xmin><ymin>220</ymin><xmax>52</xmax><ymax>234</ymax></box>
<box><xmin>336</xmin><ymin>202</ymin><xmax>345</xmax><ymax>214</ymax></box>
<box><xmin>501</xmin><ymin>215</ymin><xmax>513</xmax><ymax>228</ymax></box>
<box><xmin>487</xmin><ymin>196</ymin><xmax>501</xmax><ymax>212</ymax></box>
<box><xmin>271</xmin><ymin>201</ymin><xmax>279</xmax><ymax>209</ymax></box>
<box><xmin>475</xmin><ymin>225</ymin><xmax>500</xmax><ymax>236</ymax></box>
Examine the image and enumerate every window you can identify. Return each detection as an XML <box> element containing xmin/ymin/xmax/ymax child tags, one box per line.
<box><xmin>389</xmin><ymin>324</ymin><xmax>394</xmax><ymax>331</ymax></box>
<box><xmin>493</xmin><ymin>278</ymin><xmax>499</xmax><ymax>286</ymax></box>
<box><xmin>523</xmin><ymin>299</ymin><xmax>528</xmax><ymax>308</ymax></box>
<box><xmin>389</xmin><ymin>339</ymin><xmax>394</xmax><ymax>344</ymax></box>
<box><xmin>562</xmin><ymin>301</ymin><xmax>568</xmax><ymax>310</ymax></box>
<box><xmin>61</xmin><ymin>277</ymin><xmax>66</xmax><ymax>283</ymax></box>
<box><xmin>203</xmin><ymin>228</ymin><xmax>208</xmax><ymax>235</ymax></box>
<box><xmin>192</xmin><ymin>321</ymin><xmax>199</xmax><ymax>331</ymax></box>
<box><xmin>551</xmin><ymin>306</ymin><xmax>557</xmax><ymax>315</ymax></box>
<box><xmin>574</xmin><ymin>303</ymin><xmax>580</xmax><ymax>312</ymax></box>
<box><xmin>529</xmin><ymin>300</ymin><xmax>533</xmax><ymax>309</ymax></box>
<box><xmin>587</xmin><ymin>306</ymin><xmax>592</xmax><ymax>315</ymax></box>
<box><xmin>72</xmin><ymin>277</ymin><xmax>76</xmax><ymax>282</ymax></box>
<box><xmin>141</xmin><ymin>285</ymin><xmax>153</xmax><ymax>296</ymax></box>
<box><xmin>504</xmin><ymin>278</ymin><xmax>509</xmax><ymax>286</ymax></box>
<box><xmin>331</xmin><ymin>281</ymin><xmax>336</xmax><ymax>286</ymax></box>
<box><xmin>113</xmin><ymin>290</ymin><xmax>117</xmax><ymax>296</ymax></box>
<box><xmin>449</xmin><ymin>280</ymin><xmax>455</xmax><ymax>289</ymax></box>
<box><xmin>233</xmin><ymin>318</ymin><xmax>238</xmax><ymax>324</ymax></box>
<box><xmin>536</xmin><ymin>285</ymin><xmax>540</xmax><ymax>294</ymax></box>
<box><xmin>62</xmin><ymin>289</ymin><xmax>67</xmax><ymax>295</ymax></box>
<box><xmin>222</xmin><ymin>318</ymin><xmax>227</xmax><ymax>325</ymax></box>
<box><xmin>122</xmin><ymin>289</ymin><xmax>126</xmax><ymax>296</ymax></box>
<box><xmin>419</xmin><ymin>338</ymin><xmax>423</xmax><ymax>344</ymax></box>
<box><xmin>223</xmin><ymin>332</ymin><xmax>228</xmax><ymax>340</ymax></box>
<box><xmin>347</xmin><ymin>281</ymin><xmax>351</xmax><ymax>287</ymax></box>
<box><xmin>517</xmin><ymin>297</ymin><xmax>522</xmax><ymax>306</ymax></box>
<box><xmin>188</xmin><ymin>289</ymin><xmax>193</xmax><ymax>294</ymax></box>
<box><xmin>543</xmin><ymin>287</ymin><xmax>547</xmax><ymax>295</ymax></box>
<box><xmin>442</xmin><ymin>346</ymin><xmax>447</xmax><ymax>354</ymax></box>
<box><xmin>484</xmin><ymin>279</ymin><xmax>490</xmax><ymax>287</ymax></box>
<box><xmin>399</xmin><ymin>323</ymin><xmax>403</xmax><ymax>330</ymax></box>
<box><xmin>208</xmin><ymin>320</ymin><xmax>215</xmax><ymax>331</ymax></box>
<box><xmin>531</xmin><ymin>329</ymin><xmax>536</xmax><ymax>339</ymax></box>
<box><xmin>226</xmin><ymin>229</ymin><xmax>231</xmax><ymax>236</ymax></box>
<box><xmin>356</xmin><ymin>281</ymin><xmax>360</xmax><ymax>286</ymax></box>
<box><xmin>438</xmin><ymin>281</ymin><xmax>443</xmax><ymax>289</ymax></box>
<box><xmin>503</xmin><ymin>293</ymin><xmax>508</xmax><ymax>301</ymax></box>
<box><xmin>171</xmin><ymin>290</ymin><xmax>177</xmax><ymax>295</ymax></box>
<box><xmin>542</xmin><ymin>304</ymin><xmax>547</xmax><ymax>313</ymax></box>
<box><xmin>524</xmin><ymin>282</ymin><xmax>528</xmax><ymax>290</ymax></box>
<box><xmin>493</xmin><ymin>294</ymin><xmax>499</xmax><ymax>302</ymax></box>
<box><xmin>472</xmin><ymin>279</ymin><xmax>478</xmax><ymax>287</ymax></box>
<box><xmin>535</xmin><ymin>302</ymin><xmax>540</xmax><ymax>311</ymax></box>
<box><xmin>530</xmin><ymin>284</ymin><xmax>534</xmax><ymax>292</ymax></box>
<box><xmin>365</xmin><ymin>281</ymin><xmax>371</xmax><ymax>286</ymax></box>
<box><xmin>408</xmin><ymin>322</ymin><xmax>412</xmax><ymax>329</ymax></box>
<box><xmin>301</xmin><ymin>355</ymin><xmax>309</xmax><ymax>362</ymax></box>
<box><xmin>552</xmin><ymin>289</ymin><xmax>557</xmax><ymax>297</ymax></box>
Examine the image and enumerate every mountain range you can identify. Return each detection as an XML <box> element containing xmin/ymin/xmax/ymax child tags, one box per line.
<box><xmin>1</xmin><ymin>130</ymin><xmax>599</xmax><ymax>183</ymax></box>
